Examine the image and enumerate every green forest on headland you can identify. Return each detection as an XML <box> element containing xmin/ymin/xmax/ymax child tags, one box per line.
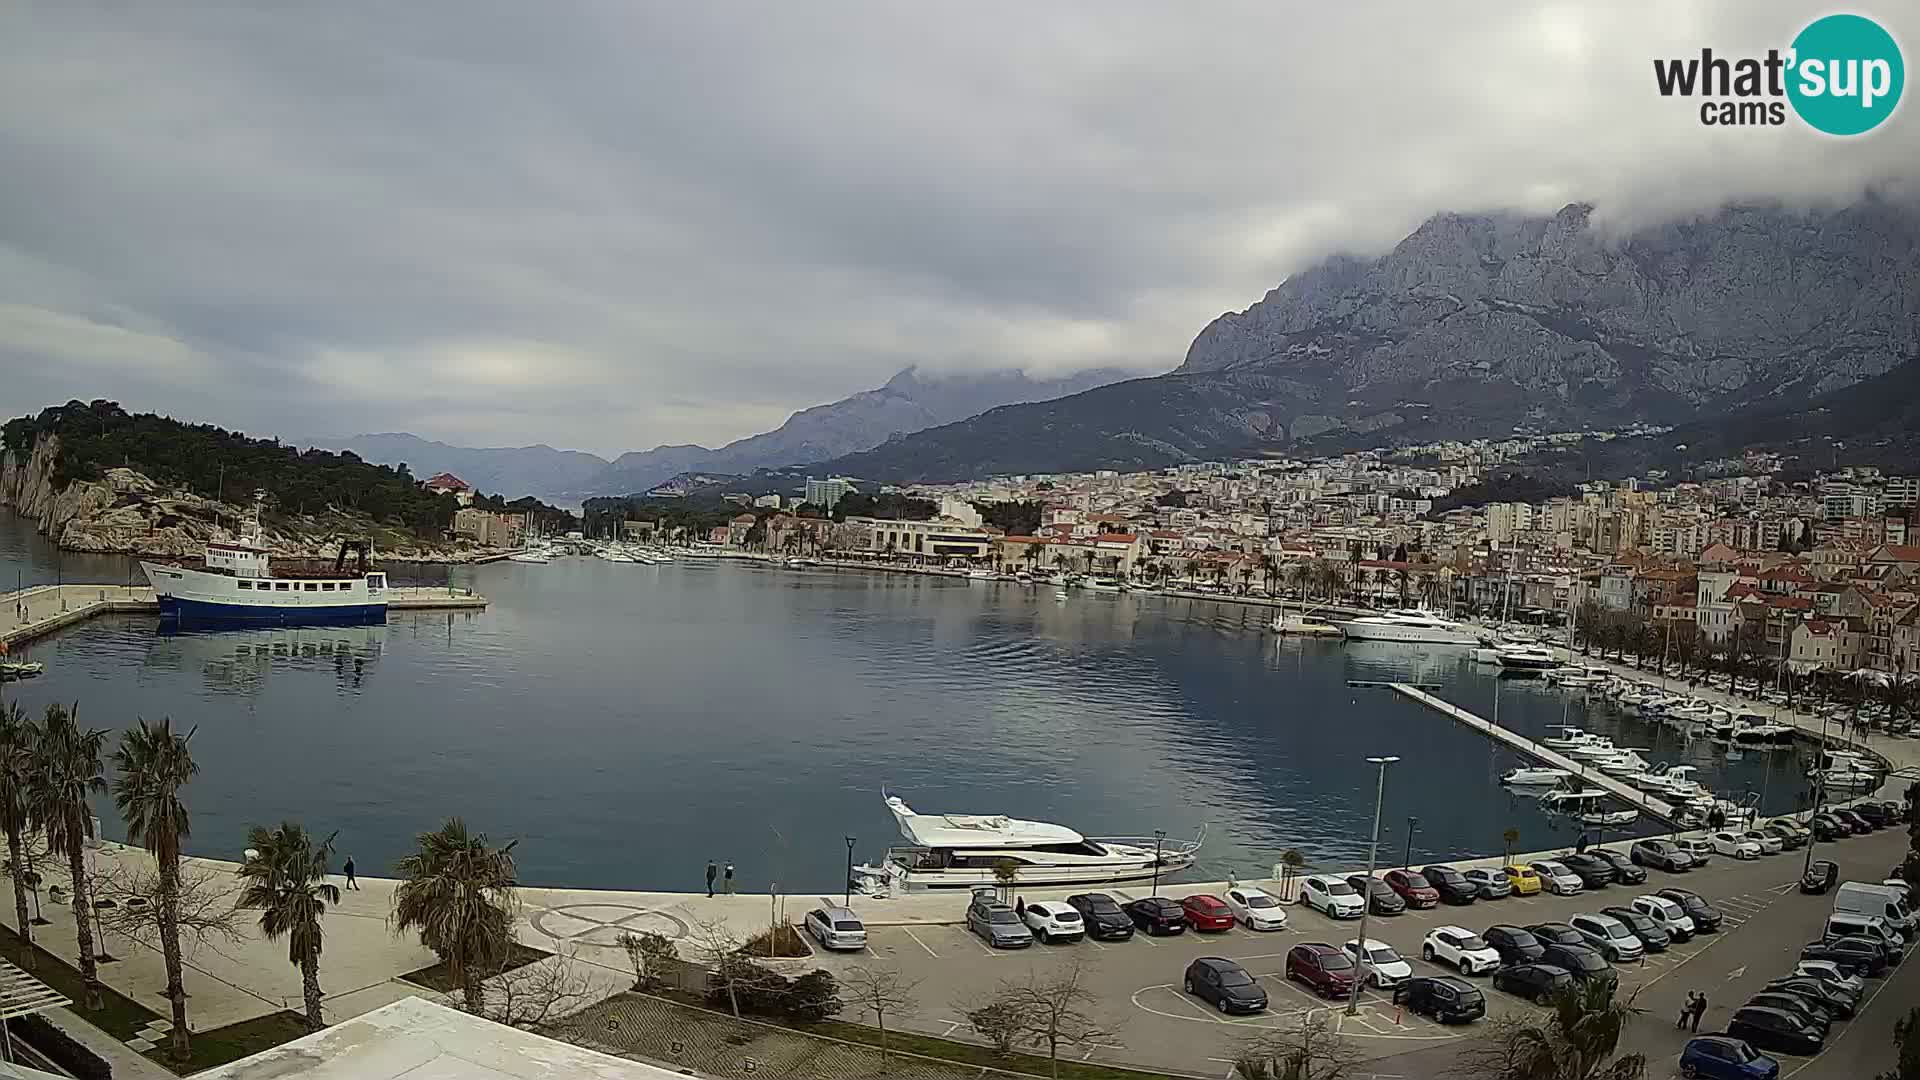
<box><xmin>3</xmin><ymin>400</ymin><xmax>573</xmax><ymax>537</ymax></box>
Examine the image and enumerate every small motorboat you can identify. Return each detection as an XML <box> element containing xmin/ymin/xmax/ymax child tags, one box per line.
<box><xmin>0</xmin><ymin>661</ymin><xmax>45</xmax><ymax>682</ymax></box>
<box><xmin>1495</xmin><ymin>644</ymin><xmax>1560</xmax><ymax>671</ymax></box>
<box><xmin>1541</xmin><ymin>726</ymin><xmax>1591</xmax><ymax>750</ymax></box>
<box><xmin>1501</xmin><ymin>766</ymin><xmax>1572</xmax><ymax>786</ymax></box>
<box><xmin>1054</xmin><ymin>590</ymin><xmax>1070</xmax><ymax>601</ymax></box>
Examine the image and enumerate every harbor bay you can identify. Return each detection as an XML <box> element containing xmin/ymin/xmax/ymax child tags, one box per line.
<box><xmin>0</xmin><ymin>511</ymin><xmax>1804</xmax><ymax>894</ymax></box>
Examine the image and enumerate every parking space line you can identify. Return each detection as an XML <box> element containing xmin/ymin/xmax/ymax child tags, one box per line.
<box><xmin>899</xmin><ymin>927</ymin><xmax>940</xmax><ymax>958</ymax></box>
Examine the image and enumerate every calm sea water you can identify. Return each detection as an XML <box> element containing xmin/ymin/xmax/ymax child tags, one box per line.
<box><xmin>0</xmin><ymin>511</ymin><xmax>1808</xmax><ymax>892</ymax></box>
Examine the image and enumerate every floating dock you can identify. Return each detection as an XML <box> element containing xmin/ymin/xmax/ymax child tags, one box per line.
<box><xmin>2</xmin><ymin>583</ymin><xmax>487</xmax><ymax>648</ymax></box>
<box><xmin>1390</xmin><ymin>682</ymin><xmax>1681</xmax><ymax>824</ymax></box>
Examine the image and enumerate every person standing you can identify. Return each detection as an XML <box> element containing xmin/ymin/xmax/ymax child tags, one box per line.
<box><xmin>1677</xmin><ymin>991</ymin><xmax>1696</xmax><ymax>1029</ymax></box>
<box><xmin>723</xmin><ymin>862</ymin><xmax>735</xmax><ymax>895</ymax></box>
<box><xmin>1690</xmin><ymin>991</ymin><xmax>1708</xmax><ymax>1032</ymax></box>
<box><xmin>705</xmin><ymin>860</ymin><xmax>718</xmax><ymax>898</ymax></box>
<box><xmin>343</xmin><ymin>855</ymin><xmax>358</xmax><ymax>891</ymax></box>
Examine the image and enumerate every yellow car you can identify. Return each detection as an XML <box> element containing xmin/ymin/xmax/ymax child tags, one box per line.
<box><xmin>1502</xmin><ymin>864</ymin><xmax>1543</xmax><ymax>896</ymax></box>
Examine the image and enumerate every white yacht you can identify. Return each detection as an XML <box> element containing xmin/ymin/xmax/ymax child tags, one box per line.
<box><xmin>1541</xmin><ymin>726</ymin><xmax>1592</xmax><ymax>750</ymax></box>
<box><xmin>1495</xmin><ymin>644</ymin><xmax>1559</xmax><ymax>671</ymax></box>
<box><xmin>1501</xmin><ymin>766</ymin><xmax>1573</xmax><ymax>786</ymax></box>
<box><xmin>848</xmin><ymin>795</ymin><xmax>1200</xmax><ymax>894</ymax></box>
<box><xmin>508</xmin><ymin>548</ymin><xmax>551</xmax><ymax>564</ymax></box>
<box><xmin>1731</xmin><ymin>723</ymin><xmax>1796</xmax><ymax>751</ymax></box>
<box><xmin>1334</xmin><ymin>608</ymin><xmax>1485</xmax><ymax>646</ymax></box>
<box><xmin>1563</xmin><ymin>737</ymin><xmax>1620</xmax><ymax>761</ymax></box>
<box><xmin>1816</xmin><ymin>751</ymin><xmax>1884</xmax><ymax>792</ymax></box>
<box><xmin>1539</xmin><ymin>790</ymin><xmax>1637</xmax><ymax>826</ymax></box>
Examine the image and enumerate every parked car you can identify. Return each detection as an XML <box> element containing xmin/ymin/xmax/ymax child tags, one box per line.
<box><xmin>1761</xmin><ymin>823</ymin><xmax>1806</xmax><ymax>850</ymax></box>
<box><xmin>1629</xmin><ymin>894</ymin><xmax>1696</xmax><ymax>941</ymax></box>
<box><xmin>1760</xmin><ymin>977</ymin><xmax>1857</xmax><ymax>1019</ymax></box>
<box><xmin>1835</xmin><ymin>809</ymin><xmax>1875</xmax><ymax>834</ymax></box>
<box><xmin>1181</xmin><ymin>893</ymin><xmax>1236</xmax><ymax>932</ymax></box>
<box><xmin>1528</xmin><ymin>923</ymin><xmax>1587</xmax><ymax>949</ymax></box>
<box><xmin>967</xmin><ymin>897</ymin><xmax>1035</xmax><ymax>948</ymax></box>
<box><xmin>1492</xmin><ymin>962</ymin><xmax>1574</xmax><ymax>1004</ymax></box>
<box><xmin>1798</xmin><ymin>937</ymin><xmax>1887</xmax><ymax>977</ymax></box>
<box><xmin>1383</xmin><ymin>869</ymin><xmax>1441</xmax><ymax>908</ymax></box>
<box><xmin>1679</xmin><ymin>1035</ymin><xmax>1780</xmax><ymax>1080</ymax></box>
<box><xmin>1349</xmin><ymin>874</ymin><xmax>1407</xmax><ymax>915</ymax></box>
<box><xmin>1800</xmin><ymin>860</ymin><xmax>1839</xmax><ymax>895</ymax></box>
<box><xmin>1658</xmin><ymin>888</ymin><xmax>1724</xmax><ymax>932</ymax></box>
<box><xmin>1419</xmin><ymin>865</ymin><xmax>1481</xmax><ymax>905</ymax></box>
<box><xmin>1020</xmin><ymin>901</ymin><xmax>1085</xmax><ymax>944</ymax></box>
<box><xmin>1560</xmin><ymin>853</ymin><xmax>1617</xmax><ymax>889</ymax></box>
<box><xmin>1391</xmin><ymin>976</ymin><xmax>1486</xmax><ymax>1024</ymax></box>
<box><xmin>1483</xmin><ymin>924</ymin><xmax>1548</xmax><ymax>966</ymax></box>
<box><xmin>1125</xmin><ymin>897</ymin><xmax>1189</xmax><ymax>936</ymax></box>
<box><xmin>1600</xmin><ymin>906</ymin><xmax>1671</xmax><ymax>952</ymax></box>
<box><xmin>1065</xmin><ymin>893</ymin><xmax>1135</xmax><ymax>941</ymax></box>
<box><xmin>1502</xmin><ymin>864</ymin><xmax>1544</xmax><ymax>896</ymax></box>
<box><xmin>1422</xmin><ymin>926</ymin><xmax>1502</xmax><ymax>975</ymax></box>
<box><xmin>1767</xmin><ymin>818</ymin><xmax>1812</xmax><ymax>845</ymax></box>
<box><xmin>1463</xmin><ymin>867</ymin><xmax>1513</xmax><ymax>899</ymax></box>
<box><xmin>1631</xmin><ymin>839</ymin><xmax>1693</xmax><ymax>872</ymax></box>
<box><xmin>1675</xmin><ymin>837</ymin><xmax>1716</xmax><ymax>866</ymax></box>
<box><xmin>1225</xmin><ymin>886</ymin><xmax>1288</xmax><ymax>931</ymax></box>
<box><xmin>1538</xmin><ymin>943</ymin><xmax>1617</xmax><ymax>991</ymax></box>
<box><xmin>1808</xmin><ymin>813</ymin><xmax>1850</xmax><ymax>841</ymax></box>
<box><xmin>1792</xmin><ymin>960</ymin><xmax>1866</xmax><ymax>995</ymax></box>
<box><xmin>1285</xmin><ymin>943</ymin><xmax>1357</xmax><ymax>998</ymax></box>
<box><xmin>1852</xmin><ymin>802</ymin><xmax>1896</xmax><ymax>827</ymax></box>
<box><xmin>1588</xmin><ymin>848</ymin><xmax>1647</xmax><ymax>884</ymax></box>
<box><xmin>1743</xmin><ymin>992</ymin><xmax>1833</xmax><ymax>1029</ymax></box>
<box><xmin>1531</xmin><ymin>861</ymin><xmax>1585</xmax><ymax>895</ymax></box>
<box><xmin>1183</xmin><ymin>957</ymin><xmax>1268</xmax><ymax>1014</ymax></box>
<box><xmin>802</xmin><ymin>905</ymin><xmax>868</xmax><ymax>951</ymax></box>
<box><xmin>1711</xmin><ymin>832</ymin><xmax>1764</xmax><ymax>860</ymax></box>
<box><xmin>1569</xmin><ymin>913</ymin><xmax>1646</xmax><ymax>963</ymax></box>
<box><xmin>1342</xmin><ymin>938</ymin><xmax>1413</xmax><ymax>989</ymax></box>
<box><xmin>1824</xmin><ymin>917</ymin><xmax>1906</xmax><ymax>964</ymax></box>
<box><xmin>1300</xmin><ymin>875</ymin><xmax>1365</xmax><ymax>919</ymax></box>
<box><xmin>1741</xmin><ymin>830</ymin><xmax>1784</xmax><ymax>856</ymax></box>
<box><xmin>1726</xmin><ymin>1007</ymin><xmax>1825</xmax><ymax>1055</ymax></box>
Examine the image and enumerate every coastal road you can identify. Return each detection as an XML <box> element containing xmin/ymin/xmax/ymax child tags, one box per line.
<box><xmin>808</xmin><ymin>823</ymin><xmax>1914</xmax><ymax>1078</ymax></box>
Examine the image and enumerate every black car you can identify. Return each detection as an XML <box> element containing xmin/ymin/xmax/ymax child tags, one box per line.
<box><xmin>1835</xmin><ymin>809</ymin><xmax>1874</xmax><ymax>833</ymax></box>
<box><xmin>1065</xmin><ymin>893</ymin><xmax>1135</xmax><ymax>940</ymax></box>
<box><xmin>1657</xmin><ymin>888</ymin><xmax>1724</xmax><ymax>932</ymax></box>
<box><xmin>1124</xmin><ymin>897</ymin><xmax>1188</xmax><ymax>936</ymax></box>
<box><xmin>1600</xmin><ymin>906</ymin><xmax>1671</xmax><ymax>952</ymax></box>
<box><xmin>1491</xmin><ymin>962</ymin><xmax>1574</xmax><ymax>1004</ymax></box>
<box><xmin>1348</xmin><ymin>874</ymin><xmax>1406</xmax><ymax>915</ymax></box>
<box><xmin>1528</xmin><ymin>923</ymin><xmax>1587</xmax><ymax>949</ymax></box>
<box><xmin>1800</xmin><ymin>860</ymin><xmax>1839</xmax><ymax>895</ymax></box>
<box><xmin>1538</xmin><ymin>943</ymin><xmax>1616</xmax><ymax>990</ymax></box>
<box><xmin>1808</xmin><ymin>813</ymin><xmax>1849</xmax><ymax>840</ymax></box>
<box><xmin>1560</xmin><ymin>853</ymin><xmax>1617</xmax><ymax>889</ymax></box>
<box><xmin>1727</xmin><ymin>1006</ymin><xmax>1825</xmax><ymax>1055</ymax></box>
<box><xmin>1853</xmin><ymin>802</ymin><xmax>1895</xmax><ymax>827</ymax></box>
<box><xmin>1629</xmin><ymin>839</ymin><xmax>1691</xmax><ymax>872</ymax></box>
<box><xmin>1419</xmin><ymin>865</ymin><xmax>1481</xmax><ymax>906</ymax></box>
<box><xmin>1761</xmin><ymin>822</ymin><xmax>1807</xmax><ymax>850</ymax></box>
<box><xmin>1484</xmin><ymin>925</ymin><xmax>1546</xmax><ymax>966</ymax></box>
<box><xmin>1588</xmin><ymin>849</ymin><xmax>1647</xmax><ymax>884</ymax></box>
<box><xmin>1799</xmin><ymin>937</ymin><xmax>1888</xmax><ymax>977</ymax></box>
<box><xmin>1745</xmin><ymin>992</ymin><xmax>1834</xmax><ymax>1029</ymax></box>
<box><xmin>1184</xmin><ymin>957</ymin><xmax>1268</xmax><ymax>1014</ymax></box>
<box><xmin>1761</xmin><ymin>977</ymin><xmax>1858</xmax><ymax>1018</ymax></box>
<box><xmin>1391</xmin><ymin>976</ymin><xmax>1485</xmax><ymax>1024</ymax></box>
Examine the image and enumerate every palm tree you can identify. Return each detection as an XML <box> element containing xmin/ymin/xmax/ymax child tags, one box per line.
<box><xmin>111</xmin><ymin>718</ymin><xmax>198</xmax><ymax>1059</ymax></box>
<box><xmin>27</xmin><ymin>702</ymin><xmax>107</xmax><ymax>1010</ymax></box>
<box><xmin>1394</xmin><ymin>567</ymin><xmax>1411</xmax><ymax>606</ymax></box>
<box><xmin>392</xmin><ymin>818</ymin><xmax>520</xmax><ymax>1014</ymax></box>
<box><xmin>0</xmin><ymin>703</ymin><xmax>36</xmax><ymax>969</ymax></box>
<box><xmin>1050</xmin><ymin>551</ymin><xmax>1070</xmax><ymax>575</ymax></box>
<box><xmin>237</xmin><ymin>822</ymin><xmax>340</xmax><ymax>1031</ymax></box>
<box><xmin>1286</xmin><ymin>562</ymin><xmax>1311</xmax><ymax>599</ymax></box>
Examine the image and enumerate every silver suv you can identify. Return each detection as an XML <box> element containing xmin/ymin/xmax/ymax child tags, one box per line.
<box><xmin>1569</xmin><ymin>913</ymin><xmax>1645</xmax><ymax>963</ymax></box>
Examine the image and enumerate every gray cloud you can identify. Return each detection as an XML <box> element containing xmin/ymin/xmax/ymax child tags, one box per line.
<box><xmin>2</xmin><ymin>1</ymin><xmax>1914</xmax><ymax>456</ymax></box>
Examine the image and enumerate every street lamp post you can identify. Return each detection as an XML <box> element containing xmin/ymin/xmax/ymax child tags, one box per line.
<box><xmin>843</xmin><ymin>836</ymin><xmax>857</xmax><ymax>907</ymax></box>
<box><xmin>1151</xmin><ymin>830</ymin><xmax>1167</xmax><ymax>895</ymax></box>
<box><xmin>1348</xmin><ymin>755</ymin><xmax>1399</xmax><ymax>1016</ymax></box>
<box><xmin>1402</xmin><ymin>816</ymin><xmax>1418</xmax><ymax>871</ymax></box>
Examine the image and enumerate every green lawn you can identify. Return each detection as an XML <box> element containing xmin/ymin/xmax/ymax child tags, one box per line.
<box><xmin>161</xmin><ymin>1011</ymin><xmax>313</xmax><ymax>1073</ymax></box>
<box><xmin>0</xmin><ymin>921</ymin><xmax>162</xmax><ymax>1041</ymax></box>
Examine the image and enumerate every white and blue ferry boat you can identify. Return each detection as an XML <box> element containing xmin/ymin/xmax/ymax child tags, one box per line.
<box><xmin>141</xmin><ymin>504</ymin><xmax>388</xmax><ymax>625</ymax></box>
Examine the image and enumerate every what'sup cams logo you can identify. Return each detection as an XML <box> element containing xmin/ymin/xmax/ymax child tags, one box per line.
<box><xmin>1654</xmin><ymin>13</ymin><xmax>1904</xmax><ymax>134</ymax></box>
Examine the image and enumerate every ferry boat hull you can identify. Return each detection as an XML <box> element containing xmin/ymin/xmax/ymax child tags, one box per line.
<box><xmin>156</xmin><ymin>594</ymin><xmax>387</xmax><ymax>625</ymax></box>
<box><xmin>142</xmin><ymin>562</ymin><xmax>389</xmax><ymax>626</ymax></box>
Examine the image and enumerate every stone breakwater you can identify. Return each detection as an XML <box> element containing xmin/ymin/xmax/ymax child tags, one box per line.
<box><xmin>0</xmin><ymin>433</ymin><xmax>483</xmax><ymax>563</ymax></box>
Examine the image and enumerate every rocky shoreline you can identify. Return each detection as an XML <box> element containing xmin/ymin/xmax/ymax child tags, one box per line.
<box><xmin>0</xmin><ymin>434</ymin><xmax>487</xmax><ymax>564</ymax></box>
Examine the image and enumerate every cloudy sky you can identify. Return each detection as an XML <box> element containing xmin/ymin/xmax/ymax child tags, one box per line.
<box><xmin>2</xmin><ymin>2</ymin><xmax>1914</xmax><ymax>457</ymax></box>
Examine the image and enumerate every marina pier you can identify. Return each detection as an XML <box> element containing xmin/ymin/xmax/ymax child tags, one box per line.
<box><xmin>1390</xmin><ymin>681</ymin><xmax>1683</xmax><ymax>824</ymax></box>
<box><xmin>2</xmin><ymin>582</ymin><xmax>487</xmax><ymax>648</ymax></box>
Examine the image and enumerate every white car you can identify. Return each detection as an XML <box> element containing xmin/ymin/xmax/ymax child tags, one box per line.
<box><xmin>1710</xmin><ymin>831</ymin><xmax>1763</xmax><ymax>860</ymax></box>
<box><xmin>1225</xmin><ymin>886</ymin><xmax>1289</xmax><ymax>931</ymax></box>
<box><xmin>1421</xmin><ymin>926</ymin><xmax>1502</xmax><ymax>975</ymax></box>
<box><xmin>1741</xmin><ymin>830</ymin><xmax>1784</xmax><ymax>856</ymax></box>
<box><xmin>1794</xmin><ymin>960</ymin><xmax>1866</xmax><ymax>995</ymax></box>
<box><xmin>1674</xmin><ymin>837</ymin><xmax>1715</xmax><ymax>866</ymax></box>
<box><xmin>1531</xmin><ymin>860</ymin><xmax>1585</xmax><ymax>896</ymax></box>
<box><xmin>1343</xmin><ymin>938</ymin><xmax>1413</xmax><ymax>988</ymax></box>
<box><xmin>1020</xmin><ymin>901</ymin><xmax>1085</xmax><ymax>944</ymax></box>
<box><xmin>1630</xmin><ymin>895</ymin><xmax>1696</xmax><ymax>939</ymax></box>
<box><xmin>1301</xmin><ymin>874</ymin><xmax>1365</xmax><ymax>919</ymax></box>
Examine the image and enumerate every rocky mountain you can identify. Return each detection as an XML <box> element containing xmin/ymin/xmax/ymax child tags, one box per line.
<box><xmin>819</xmin><ymin>200</ymin><xmax>1920</xmax><ymax>482</ymax></box>
<box><xmin>318</xmin><ymin>433</ymin><xmax>612</xmax><ymax>503</ymax></box>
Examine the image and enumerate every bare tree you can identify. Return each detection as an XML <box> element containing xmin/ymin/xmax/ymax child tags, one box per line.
<box><xmin>480</xmin><ymin>949</ymin><xmax>598</xmax><ymax>1029</ymax></box>
<box><xmin>93</xmin><ymin>859</ymin><xmax>245</xmax><ymax>958</ymax></box>
<box><xmin>687</xmin><ymin>917</ymin><xmax>780</xmax><ymax>1019</ymax></box>
<box><xmin>1235</xmin><ymin>1013</ymin><xmax>1358</xmax><ymax>1080</ymax></box>
<box><xmin>965</xmin><ymin>998</ymin><xmax>1023</xmax><ymax>1056</ymax></box>
<box><xmin>842</xmin><ymin>967</ymin><xmax>920</xmax><ymax>1071</ymax></box>
<box><xmin>615</xmin><ymin>930</ymin><xmax>679</xmax><ymax>991</ymax></box>
<box><xmin>990</xmin><ymin>961</ymin><xmax>1120</xmax><ymax>1079</ymax></box>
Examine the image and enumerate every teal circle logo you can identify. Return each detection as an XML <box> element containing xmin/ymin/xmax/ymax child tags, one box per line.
<box><xmin>1787</xmin><ymin>14</ymin><xmax>1904</xmax><ymax>135</ymax></box>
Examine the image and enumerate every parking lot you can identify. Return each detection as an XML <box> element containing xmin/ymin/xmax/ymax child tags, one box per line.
<box><xmin>803</xmin><ymin>824</ymin><xmax>1914</xmax><ymax>1078</ymax></box>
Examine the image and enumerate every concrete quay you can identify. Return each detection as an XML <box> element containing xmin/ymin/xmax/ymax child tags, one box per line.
<box><xmin>1</xmin><ymin>583</ymin><xmax>488</xmax><ymax>649</ymax></box>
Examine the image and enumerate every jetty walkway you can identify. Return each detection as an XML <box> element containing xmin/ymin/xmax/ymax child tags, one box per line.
<box><xmin>1</xmin><ymin>583</ymin><xmax>487</xmax><ymax>649</ymax></box>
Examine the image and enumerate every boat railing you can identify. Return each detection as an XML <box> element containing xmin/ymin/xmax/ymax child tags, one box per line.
<box><xmin>1101</xmin><ymin>830</ymin><xmax>1205</xmax><ymax>857</ymax></box>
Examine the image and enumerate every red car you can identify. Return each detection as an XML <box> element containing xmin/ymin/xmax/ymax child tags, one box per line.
<box><xmin>1383</xmin><ymin>869</ymin><xmax>1440</xmax><ymax>909</ymax></box>
<box><xmin>1285</xmin><ymin>943</ymin><xmax>1357</xmax><ymax>998</ymax></box>
<box><xmin>1181</xmin><ymin>893</ymin><xmax>1235</xmax><ymax>932</ymax></box>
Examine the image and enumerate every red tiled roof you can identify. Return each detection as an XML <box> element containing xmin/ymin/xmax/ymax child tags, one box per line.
<box><xmin>1094</xmin><ymin>533</ymin><xmax>1139</xmax><ymax>544</ymax></box>
<box><xmin>424</xmin><ymin>472</ymin><xmax>470</xmax><ymax>490</ymax></box>
<box><xmin>998</xmin><ymin>535</ymin><xmax>1049</xmax><ymax>545</ymax></box>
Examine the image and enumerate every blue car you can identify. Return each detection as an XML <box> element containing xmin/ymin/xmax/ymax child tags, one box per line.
<box><xmin>1680</xmin><ymin>1035</ymin><xmax>1778</xmax><ymax>1080</ymax></box>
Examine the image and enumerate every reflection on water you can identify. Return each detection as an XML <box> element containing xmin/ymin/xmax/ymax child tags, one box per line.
<box><xmin>143</xmin><ymin>626</ymin><xmax>385</xmax><ymax>696</ymax></box>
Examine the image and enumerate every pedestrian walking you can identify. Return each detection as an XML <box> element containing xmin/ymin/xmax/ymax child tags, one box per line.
<box><xmin>1015</xmin><ymin>896</ymin><xmax>1025</xmax><ymax>917</ymax></box>
<box><xmin>343</xmin><ymin>855</ymin><xmax>358</xmax><ymax>890</ymax></box>
<box><xmin>705</xmin><ymin>860</ymin><xmax>717</xmax><ymax>898</ymax></box>
<box><xmin>1690</xmin><ymin>992</ymin><xmax>1708</xmax><ymax>1032</ymax></box>
<box><xmin>723</xmin><ymin>862</ymin><xmax>735</xmax><ymax>895</ymax></box>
